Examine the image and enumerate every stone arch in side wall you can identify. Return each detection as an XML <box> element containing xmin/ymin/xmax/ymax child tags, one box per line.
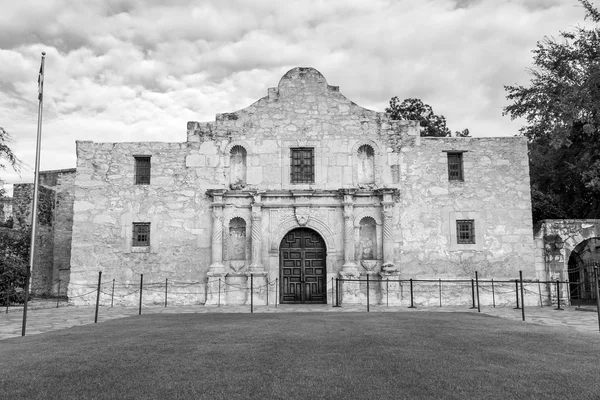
<box><xmin>536</xmin><ymin>220</ymin><xmax>600</xmax><ymax>282</ymax></box>
<box><xmin>269</xmin><ymin>216</ymin><xmax>339</xmax><ymax>264</ymax></box>
<box><xmin>351</xmin><ymin>140</ymin><xmax>382</xmax><ymax>188</ymax></box>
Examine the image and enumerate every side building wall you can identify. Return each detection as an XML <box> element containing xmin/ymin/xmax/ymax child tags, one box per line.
<box><xmin>400</xmin><ymin>137</ymin><xmax>535</xmax><ymax>279</ymax></box>
<box><xmin>11</xmin><ymin>169</ymin><xmax>75</xmax><ymax>295</ymax></box>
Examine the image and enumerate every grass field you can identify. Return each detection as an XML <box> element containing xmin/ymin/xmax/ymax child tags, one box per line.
<box><xmin>1</xmin><ymin>312</ymin><xmax>599</xmax><ymax>399</ymax></box>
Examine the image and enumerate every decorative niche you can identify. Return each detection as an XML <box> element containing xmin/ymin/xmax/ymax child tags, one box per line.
<box><xmin>357</xmin><ymin>144</ymin><xmax>375</xmax><ymax>187</ymax></box>
<box><xmin>229</xmin><ymin>145</ymin><xmax>247</xmax><ymax>190</ymax></box>
<box><xmin>358</xmin><ymin>216</ymin><xmax>379</xmax><ymax>271</ymax></box>
<box><xmin>228</xmin><ymin>217</ymin><xmax>247</xmax><ymax>272</ymax></box>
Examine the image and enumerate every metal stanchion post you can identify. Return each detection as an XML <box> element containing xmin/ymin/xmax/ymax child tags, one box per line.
<box><xmin>250</xmin><ymin>273</ymin><xmax>254</xmax><ymax>314</ymax></box>
<box><xmin>5</xmin><ymin>283</ymin><xmax>9</xmax><ymax>313</ymax></box>
<box><xmin>513</xmin><ymin>279</ymin><xmax>520</xmax><ymax>309</ymax></box>
<box><xmin>333</xmin><ymin>278</ymin><xmax>341</xmax><ymax>307</ymax></box>
<box><xmin>94</xmin><ymin>271</ymin><xmax>102</xmax><ymax>323</ymax></box>
<box><xmin>218</xmin><ymin>278</ymin><xmax>221</xmax><ymax>307</ymax></box>
<box><xmin>139</xmin><ymin>274</ymin><xmax>143</xmax><ymax>315</ymax></box>
<box><xmin>267</xmin><ymin>279</ymin><xmax>269</xmax><ymax>306</ymax></box>
<box><xmin>594</xmin><ymin>267</ymin><xmax>600</xmax><ymax>334</ymax></box>
<box><xmin>408</xmin><ymin>279</ymin><xmax>416</xmax><ymax>308</ymax></box>
<box><xmin>555</xmin><ymin>280</ymin><xmax>563</xmax><ymax>310</ymax></box>
<box><xmin>366</xmin><ymin>274</ymin><xmax>370</xmax><ymax>312</ymax></box>
<box><xmin>56</xmin><ymin>279</ymin><xmax>61</xmax><ymax>308</ymax></box>
<box><xmin>386</xmin><ymin>279</ymin><xmax>389</xmax><ymax>307</ymax></box>
<box><xmin>492</xmin><ymin>279</ymin><xmax>495</xmax><ymax>308</ymax></box>
<box><xmin>519</xmin><ymin>271</ymin><xmax>525</xmax><ymax>321</ymax></box>
<box><xmin>439</xmin><ymin>279</ymin><xmax>442</xmax><ymax>307</ymax></box>
<box><xmin>165</xmin><ymin>278</ymin><xmax>168</xmax><ymax>307</ymax></box>
<box><xmin>470</xmin><ymin>279</ymin><xmax>477</xmax><ymax>309</ymax></box>
<box><xmin>275</xmin><ymin>278</ymin><xmax>278</xmax><ymax>308</ymax></box>
<box><xmin>538</xmin><ymin>279</ymin><xmax>543</xmax><ymax>307</ymax></box>
<box><xmin>475</xmin><ymin>272</ymin><xmax>480</xmax><ymax>313</ymax></box>
<box><xmin>331</xmin><ymin>278</ymin><xmax>334</xmax><ymax>307</ymax></box>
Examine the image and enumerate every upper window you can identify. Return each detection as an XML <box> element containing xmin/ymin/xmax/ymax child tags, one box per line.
<box><xmin>447</xmin><ymin>152</ymin><xmax>463</xmax><ymax>181</ymax></box>
<box><xmin>290</xmin><ymin>148</ymin><xmax>314</xmax><ymax>184</ymax></box>
<box><xmin>456</xmin><ymin>220</ymin><xmax>475</xmax><ymax>244</ymax></box>
<box><xmin>134</xmin><ymin>156</ymin><xmax>151</xmax><ymax>185</ymax></box>
<box><xmin>132</xmin><ymin>222</ymin><xmax>150</xmax><ymax>247</ymax></box>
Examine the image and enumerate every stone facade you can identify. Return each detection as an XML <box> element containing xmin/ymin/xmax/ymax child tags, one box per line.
<box><xmin>68</xmin><ymin>67</ymin><xmax>536</xmax><ymax>306</ymax></box>
<box><xmin>9</xmin><ymin>169</ymin><xmax>75</xmax><ymax>295</ymax></box>
<box><xmin>534</xmin><ymin>219</ymin><xmax>600</xmax><ymax>305</ymax></box>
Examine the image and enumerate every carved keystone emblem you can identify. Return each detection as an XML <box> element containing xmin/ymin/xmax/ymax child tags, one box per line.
<box><xmin>295</xmin><ymin>207</ymin><xmax>310</xmax><ymax>226</ymax></box>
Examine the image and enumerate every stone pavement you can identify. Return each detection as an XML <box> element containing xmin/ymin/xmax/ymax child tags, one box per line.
<box><xmin>1</xmin><ymin>301</ymin><xmax>599</xmax><ymax>341</ymax></box>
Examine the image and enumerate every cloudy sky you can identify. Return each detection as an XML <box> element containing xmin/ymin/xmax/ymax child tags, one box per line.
<box><xmin>0</xmin><ymin>0</ymin><xmax>596</xmax><ymax>193</ymax></box>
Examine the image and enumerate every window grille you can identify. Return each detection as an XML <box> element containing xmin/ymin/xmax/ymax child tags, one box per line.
<box><xmin>447</xmin><ymin>153</ymin><xmax>463</xmax><ymax>181</ymax></box>
<box><xmin>132</xmin><ymin>223</ymin><xmax>151</xmax><ymax>247</ymax></box>
<box><xmin>456</xmin><ymin>220</ymin><xmax>475</xmax><ymax>244</ymax></box>
<box><xmin>134</xmin><ymin>156</ymin><xmax>151</xmax><ymax>185</ymax></box>
<box><xmin>290</xmin><ymin>148</ymin><xmax>314</xmax><ymax>184</ymax></box>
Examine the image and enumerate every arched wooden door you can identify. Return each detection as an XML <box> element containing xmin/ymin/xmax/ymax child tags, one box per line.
<box><xmin>280</xmin><ymin>228</ymin><xmax>327</xmax><ymax>304</ymax></box>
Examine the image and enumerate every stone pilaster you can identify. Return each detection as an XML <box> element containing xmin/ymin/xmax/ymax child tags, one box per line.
<box><xmin>339</xmin><ymin>190</ymin><xmax>360</xmax><ymax>304</ymax></box>
<box><xmin>249</xmin><ymin>191</ymin><xmax>264</xmax><ymax>273</ymax></box>
<box><xmin>206</xmin><ymin>189</ymin><xmax>225</xmax><ymax>305</ymax></box>
<box><xmin>341</xmin><ymin>190</ymin><xmax>358</xmax><ymax>272</ymax></box>
<box><xmin>380</xmin><ymin>189</ymin><xmax>396</xmax><ymax>268</ymax></box>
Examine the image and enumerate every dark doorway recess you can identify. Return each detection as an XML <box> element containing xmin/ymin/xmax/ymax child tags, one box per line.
<box><xmin>280</xmin><ymin>228</ymin><xmax>326</xmax><ymax>304</ymax></box>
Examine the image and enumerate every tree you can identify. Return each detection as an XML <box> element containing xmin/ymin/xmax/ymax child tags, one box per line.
<box><xmin>0</xmin><ymin>127</ymin><xmax>20</xmax><ymax>173</ymax></box>
<box><xmin>0</xmin><ymin>127</ymin><xmax>21</xmax><ymax>199</ymax></box>
<box><xmin>503</xmin><ymin>0</ymin><xmax>600</xmax><ymax>221</ymax></box>
<box><xmin>0</xmin><ymin>127</ymin><xmax>25</xmax><ymax>304</ymax></box>
<box><xmin>385</xmin><ymin>97</ymin><xmax>469</xmax><ymax>137</ymax></box>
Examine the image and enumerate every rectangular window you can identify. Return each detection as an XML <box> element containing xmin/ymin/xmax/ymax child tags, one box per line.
<box><xmin>290</xmin><ymin>148</ymin><xmax>314</xmax><ymax>184</ymax></box>
<box><xmin>447</xmin><ymin>152</ymin><xmax>463</xmax><ymax>181</ymax></box>
<box><xmin>132</xmin><ymin>223</ymin><xmax>151</xmax><ymax>247</ymax></box>
<box><xmin>456</xmin><ymin>220</ymin><xmax>475</xmax><ymax>244</ymax></box>
<box><xmin>134</xmin><ymin>156</ymin><xmax>151</xmax><ymax>185</ymax></box>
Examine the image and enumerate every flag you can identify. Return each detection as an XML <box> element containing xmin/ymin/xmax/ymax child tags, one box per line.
<box><xmin>37</xmin><ymin>55</ymin><xmax>45</xmax><ymax>101</ymax></box>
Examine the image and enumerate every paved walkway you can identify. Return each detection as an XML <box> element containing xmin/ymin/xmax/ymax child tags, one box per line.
<box><xmin>1</xmin><ymin>301</ymin><xmax>599</xmax><ymax>340</ymax></box>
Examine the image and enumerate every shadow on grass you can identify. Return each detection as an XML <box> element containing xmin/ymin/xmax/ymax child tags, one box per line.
<box><xmin>1</xmin><ymin>312</ymin><xmax>599</xmax><ymax>399</ymax></box>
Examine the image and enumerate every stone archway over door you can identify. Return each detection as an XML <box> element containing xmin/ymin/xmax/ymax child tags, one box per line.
<box><xmin>280</xmin><ymin>228</ymin><xmax>327</xmax><ymax>304</ymax></box>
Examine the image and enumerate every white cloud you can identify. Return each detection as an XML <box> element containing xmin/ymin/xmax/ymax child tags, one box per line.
<box><xmin>1</xmin><ymin>0</ymin><xmax>597</xmax><ymax>193</ymax></box>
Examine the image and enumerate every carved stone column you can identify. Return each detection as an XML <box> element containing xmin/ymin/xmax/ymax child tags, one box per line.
<box><xmin>379</xmin><ymin>189</ymin><xmax>401</xmax><ymax>305</ymax></box>
<box><xmin>206</xmin><ymin>190</ymin><xmax>225</xmax><ymax>305</ymax></box>
<box><xmin>381</xmin><ymin>190</ymin><xmax>396</xmax><ymax>268</ymax></box>
<box><xmin>339</xmin><ymin>190</ymin><xmax>360</xmax><ymax>304</ymax></box>
<box><xmin>249</xmin><ymin>192</ymin><xmax>264</xmax><ymax>273</ymax></box>
<box><xmin>341</xmin><ymin>190</ymin><xmax>358</xmax><ymax>272</ymax></box>
<box><xmin>247</xmin><ymin>191</ymin><xmax>267</xmax><ymax>305</ymax></box>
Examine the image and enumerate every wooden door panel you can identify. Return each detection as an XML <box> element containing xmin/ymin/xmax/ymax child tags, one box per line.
<box><xmin>280</xmin><ymin>228</ymin><xmax>326</xmax><ymax>304</ymax></box>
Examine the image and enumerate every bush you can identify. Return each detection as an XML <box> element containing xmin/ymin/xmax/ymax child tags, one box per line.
<box><xmin>0</xmin><ymin>229</ymin><xmax>30</xmax><ymax>306</ymax></box>
<box><xmin>0</xmin><ymin>255</ymin><xmax>27</xmax><ymax>305</ymax></box>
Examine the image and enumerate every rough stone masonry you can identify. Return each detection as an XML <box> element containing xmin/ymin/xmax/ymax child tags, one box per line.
<box><xmin>65</xmin><ymin>67</ymin><xmax>536</xmax><ymax>306</ymax></box>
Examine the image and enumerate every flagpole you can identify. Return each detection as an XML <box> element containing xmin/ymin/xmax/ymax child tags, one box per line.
<box><xmin>22</xmin><ymin>51</ymin><xmax>45</xmax><ymax>337</ymax></box>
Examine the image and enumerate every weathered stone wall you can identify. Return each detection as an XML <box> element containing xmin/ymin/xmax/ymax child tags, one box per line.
<box><xmin>399</xmin><ymin>137</ymin><xmax>535</xmax><ymax>280</ymax></box>
<box><xmin>533</xmin><ymin>219</ymin><xmax>600</xmax><ymax>304</ymax></box>
<box><xmin>69</xmin><ymin>67</ymin><xmax>536</xmax><ymax>305</ymax></box>
<box><xmin>0</xmin><ymin>197</ymin><xmax>12</xmax><ymax>224</ymax></box>
<box><xmin>13</xmin><ymin>183</ymin><xmax>55</xmax><ymax>294</ymax></box>
<box><xmin>70</xmin><ymin>142</ymin><xmax>212</xmax><ymax>304</ymax></box>
<box><xmin>11</xmin><ymin>169</ymin><xmax>76</xmax><ymax>295</ymax></box>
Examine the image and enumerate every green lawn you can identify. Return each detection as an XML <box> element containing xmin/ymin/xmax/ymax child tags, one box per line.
<box><xmin>1</xmin><ymin>312</ymin><xmax>599</xmax><ymax>399</ymax></box>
